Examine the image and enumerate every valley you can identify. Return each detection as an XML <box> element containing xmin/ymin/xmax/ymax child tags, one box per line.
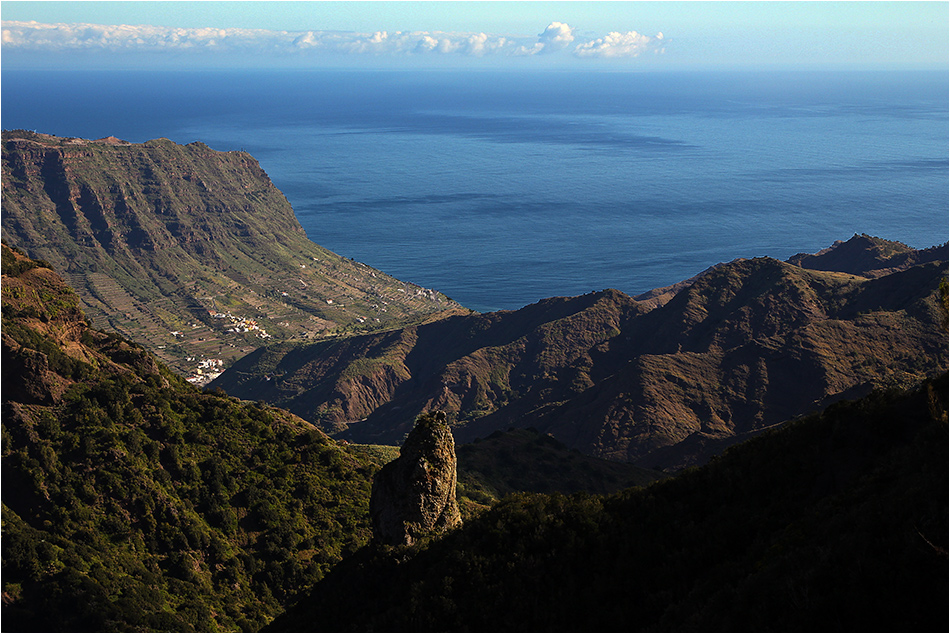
<box><xmin>2</xmin><ymin>130</ymin><xmax>946</xmax><ymax>632</ymax></box>
<box><xmin>0</xmin><ymin>243</ymin><xmax>671</xmax><ymax>629</ymax></box>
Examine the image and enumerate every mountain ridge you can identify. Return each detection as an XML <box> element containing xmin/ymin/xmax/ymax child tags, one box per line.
<box><xmin>213</xmin><ymin>235</ymin><xmax>948</xmax><ymax>469</ymax></box>
<box><xmin>788</xmin><ymin>232</ymin><xmax>948</xmax><ymax>277</ymax></box>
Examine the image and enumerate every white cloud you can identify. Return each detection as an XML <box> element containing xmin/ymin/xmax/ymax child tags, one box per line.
<box><xmin>293</xmin><ymin>31</ymin><xmax>319</xmax><ymax>49</ymax></box>
<box><xmin>514</xmin><ymin>21</ymin><xmax>575</xmax><ymax>56</ymax></box>
<box><xmin>573</xmin><ymin>30</ymin><xmax>665</xmax><ymax>58</ymax></box>
<box><xmin>1</xmin><ymin>20</ymin><xmax>665</xmax><ymax>62</ymax></box>
<box><xmin>412</xmin><ymin>35</ymin><xmax>437</xmax><ymax>53</ymax></box>
<box><xmin>538</xmin><ymin>22</ymin><xmax>574</xmax><ymax>50</ymax></box>
<box><xmin>0</xmin><ymin>20</ymin><xmax>525</xmax><ymax>57</ymax></box>
<box><xmin>1</xmin><ymin>21</ymin><xmax>288</xmax><ymax>52</ymax></box>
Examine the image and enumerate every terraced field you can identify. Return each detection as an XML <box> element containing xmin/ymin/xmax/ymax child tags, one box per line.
<box><xmin>2</xmin><ymin>131</ymin><xmax>466</xmax><ymax>375</ymax></box>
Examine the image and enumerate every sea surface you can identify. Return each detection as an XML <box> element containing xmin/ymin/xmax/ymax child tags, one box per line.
<box><xmin>3</xmin><ymin>69</ymin><xmax>947</xmax><ymax>312</ymax></box>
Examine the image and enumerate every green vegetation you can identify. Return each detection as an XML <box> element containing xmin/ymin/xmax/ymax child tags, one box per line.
<box><xmin>1</xmin><ymin>244</ymin><xmax>380</xmax><ymax>631</ymax></box>
<box><xmin>348</xmin><ymin>443</ymin><xmax>400</xmax><ymax>467</ymax></box>
<box><xmin>3</xmin><ymin>382</ymin><xmax>378</xmax><ymax>632</ymax></box>
<box><xmin>269</xmin><ymin>374</ymin><xmax>949</xmax><ymax>632</ymax></box>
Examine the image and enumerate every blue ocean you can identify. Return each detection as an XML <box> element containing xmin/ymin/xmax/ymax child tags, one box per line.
<box><xmin>3</xmin><ymin>69</ymin><xmax>947</xmax><ymax>312</ymax></box>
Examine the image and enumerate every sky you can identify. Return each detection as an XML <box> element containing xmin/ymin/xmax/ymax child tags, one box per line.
<box><xmin>1</xmin><ymin>1</ymin><xmax>947</xmax><ymax>71</ymax></box>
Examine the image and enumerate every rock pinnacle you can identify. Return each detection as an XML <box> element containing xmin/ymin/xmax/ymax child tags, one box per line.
<box><xmin>370</xmin><ymin>411</ymin><xmax>462</xmax><ymax>546</ymax></box>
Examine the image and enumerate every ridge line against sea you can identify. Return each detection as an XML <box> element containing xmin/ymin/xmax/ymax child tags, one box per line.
<box><xmin>3</xmin><ymin>68</ymin><xmax>947</xmax><ymax>312</ymax></box>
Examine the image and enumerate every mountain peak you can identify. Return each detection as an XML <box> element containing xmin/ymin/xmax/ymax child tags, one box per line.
<box><xmin>787</xmin><ymin>233</ymin><xmax>946</xmax><ymax>277</ymax></box>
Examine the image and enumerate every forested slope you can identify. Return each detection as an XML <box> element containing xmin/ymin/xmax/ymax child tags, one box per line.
<box><xmin>1</xmin><ymin>244</ymin><xmax>381</xmax><ymax>631</ymax></box>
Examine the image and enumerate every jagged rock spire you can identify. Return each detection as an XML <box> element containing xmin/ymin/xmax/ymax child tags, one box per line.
<box><xmin>370</xmin><ymin>411</ymin><xmax>462</xmax><ymax>546</ymax></box>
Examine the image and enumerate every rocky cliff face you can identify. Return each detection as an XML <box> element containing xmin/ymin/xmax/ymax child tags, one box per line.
<box><xmin>215</xmin><ymin>235</ymin><xmax>948</xmax><ymax>470</ymax></box>
<box><xmin>1</xmin><ymin>130</ymin><xmax>461</xmax><ymax>376</ymax></box>
<box><xmin>370</xmin><ymin>412</ymin><xmax>462</xmax><ymax>545</ymax></box>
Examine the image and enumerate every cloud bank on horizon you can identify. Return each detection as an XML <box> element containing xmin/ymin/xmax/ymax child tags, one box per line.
<box><xmin>1</xmin><ymin>20</ymin><xmax>665</xmax><ymax>61</ymax></box>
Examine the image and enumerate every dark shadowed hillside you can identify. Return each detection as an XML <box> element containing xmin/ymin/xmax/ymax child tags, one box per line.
<box><xmin>455</xmin><ymin>428</ymin><xmax>664</xmax><ymax>508</ymax></box>
<box><xmin>1</xmin><ymin>130</ymin><xmax>462</xmax><ymax>377</ymax></box>
<box><xmin>214</xmin><ymin>235</ymin><xmax>948</xmax><ymax>469</ymax></box>
<box><xmin>0</xmin><ymin>244</ymin><xmax>383</xmax><ymax>631</ymax></box>
<box><xmin>346</xmin><ymin>429</ymin><xmax>666</xmax><ymax>518</ymax></box>
<box><xmin>266</xmin><ymin>373</ymin><xmax>949</xmax><ymax>632</ymax></box>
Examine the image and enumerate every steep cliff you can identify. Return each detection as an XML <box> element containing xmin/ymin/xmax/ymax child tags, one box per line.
<box><xmin>214</xmin><ymin>235</ymin><xmax>948</xmax><ymax>469</ymax></box>
<box><xmin>1</xmin><ymin>130</ymin><xmax>462</xmax><ymax>376</ymax></box>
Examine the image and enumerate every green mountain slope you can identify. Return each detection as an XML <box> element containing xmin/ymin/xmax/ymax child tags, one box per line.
<box><xmin>1</xmin><ymin>244</ymin><xmax>381</xmax><ymax>631</ymax></box>
<box><xmin>1</xmin><ymin>130</ymin><xmax>462</xmax><ymax>378</ymax></box>
<box><xmin>214</xmin><ymin>235</ymin><xmax>948</xmax><ymax>469</ymax></box>
<box><xmin>267</xmin><ymin>373</ymin><xmax>949</xmax><ymax>632</ymax></box>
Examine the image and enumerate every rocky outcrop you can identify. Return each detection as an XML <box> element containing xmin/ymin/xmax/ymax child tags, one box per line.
<box><xmin>370</xmin><ymin>412</ymin><xmax>462</xmax><ymax>545</ymax></box>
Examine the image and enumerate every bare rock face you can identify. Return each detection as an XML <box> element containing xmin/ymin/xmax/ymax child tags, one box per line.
<box><xmin>370</xmin><ymin>412</ymin><xmax>462</xmax><ymax>546</ymax></box>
